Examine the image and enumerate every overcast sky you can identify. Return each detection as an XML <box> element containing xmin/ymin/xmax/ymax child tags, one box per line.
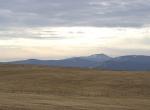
<box><xmin>0</xmin><ymin>0</ymin><xmax>150</xmax><ymax>61</ymax></box>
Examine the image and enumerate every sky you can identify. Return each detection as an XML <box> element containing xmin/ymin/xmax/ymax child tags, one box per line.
<box><xmin>0</xmin><ymin>0</ymin><xmax>150</xmax><ymax>61</ymax></box>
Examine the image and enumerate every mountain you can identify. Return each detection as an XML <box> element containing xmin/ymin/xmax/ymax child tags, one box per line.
<box><xmin>98</xmin><ymin>55</ymin><xmax>150</xmax><ymax>71</ymax></box>
<box><xmin>3</xmin><ymin>54</ymin><xmax>150</xmax><ymax>71</ymax></box>
<box><xmin>81</xmin><ymin>54</ymin><xmax>112</xmax><ymax>62</ymax></box>
<box><xmin>8</xmin><ymin>58</ymin><xmax>98</xmax><ymax>68</ymax></box>
<box><xmin>8</xmin><ymin>54</ymin><xmax>111</xmax><ymax>68</ymax></box>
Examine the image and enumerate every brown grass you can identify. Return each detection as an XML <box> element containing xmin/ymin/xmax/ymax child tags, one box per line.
<box><xmin>0</xmin><ymin>64</ymin><xmax>150</xmax><ymax>110</ymax></box>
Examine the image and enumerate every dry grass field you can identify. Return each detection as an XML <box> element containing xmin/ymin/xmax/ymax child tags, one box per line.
<box><xmin>0</xmin><ymin>64</ymin><xmax>150</xmax><ymax>110</ymax></box>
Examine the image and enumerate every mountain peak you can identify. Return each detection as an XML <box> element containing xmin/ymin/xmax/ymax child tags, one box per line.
<box><xmin>83</xmin><ymin>54</ymin><xmax>112</xmax><ymax>62</ymax></box>
<box><xmin>4</xmin><ymin>54</ymin><xmax>150</xmax><ymax>71</ymax></box>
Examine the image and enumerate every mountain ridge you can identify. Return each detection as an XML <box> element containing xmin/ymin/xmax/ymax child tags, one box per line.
<box><xmin>2</xmin><ymin>54</ymin><xmax>150</xmax><ymax>71</ymax></box>
<box><xmin>97</xmin><ymin>55</ymin><xmax>150</xmax><ymax>71</ymax></box>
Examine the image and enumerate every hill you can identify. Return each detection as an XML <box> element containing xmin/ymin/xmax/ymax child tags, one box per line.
<box><xmin>6</xmin><ymin>54</ymin><xmax>111</xmax><ymax>68</ymax></box>
<box><xmin>4</xmin><ymin>54</ymin><xmax>150</xmax><ymax>71</ymax></box>
<box><xmin>98</xmin><ymin>55</ymin><xmax>150</xmax><ymax>71</ymax></box>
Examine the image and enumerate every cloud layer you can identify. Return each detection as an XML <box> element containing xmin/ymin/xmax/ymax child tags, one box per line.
<box><xmin>0</xmin><ymin>0</ymin><xmax>150</xmax><ymax>61</ymax></box>
<box><xmin>0</xmin><ymin>0</ymin><xmax>150</xmax><ymax>27</ymax></box>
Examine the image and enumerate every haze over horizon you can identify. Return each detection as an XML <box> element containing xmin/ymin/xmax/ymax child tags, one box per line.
<box><xmin>0</xmin><ymin>0</ymin><xmax>150</xmax><ymax>61</ymax></box>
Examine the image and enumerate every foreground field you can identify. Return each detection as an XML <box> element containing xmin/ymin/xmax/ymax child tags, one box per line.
<box><xmin>0</xmin><ymin>64</ymin><xmax>150</xmax><ymax>110</ymax></box>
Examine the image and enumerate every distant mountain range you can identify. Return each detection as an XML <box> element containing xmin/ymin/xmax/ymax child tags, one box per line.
<box><xmin>2</xmin><ymin>54</ymin><xmax>150</xmax><ymax>71</ymax></box>
<box><xmin>98</xmin><ymin>55</ymin><xmax>150</xmax><ymax>71</ymax></box>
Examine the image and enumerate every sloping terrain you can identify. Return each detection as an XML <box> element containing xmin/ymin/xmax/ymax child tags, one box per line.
<box><xmin>98</xmin><ymin>55</ymin><xmax>150</xmax><ymax>71</ymax></box>
<box><xmin>0</xmin><ymin>64</ymin><xmax>150</xmax><ymax>110</ymax></box>
<box><xmin>5</xmin><ymin>54</ymin><xmax>111</xmax><ymax>68</ymax></box>
<box><xmin>9</xmin><ymin>58</ymin><xmax>98</xmax><ymax>68</ymax></box>
<box><xmin>4</xmin><ymin>54</ymin><xmax>150</xmax><ymax>71</ymax></box>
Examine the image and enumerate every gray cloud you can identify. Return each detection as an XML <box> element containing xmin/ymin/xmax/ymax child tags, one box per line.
<box><xmin>0</xmin><ymin>0</ymin><xmax>150</xmax><ymax>27</ymax></box>
<box><xmin>0</xmin><ymin>27</ymin><xmax>82</xmax><ymax>40</ymax></box>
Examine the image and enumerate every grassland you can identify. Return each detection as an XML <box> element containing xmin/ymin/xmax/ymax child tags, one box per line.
<box><xmin>0</xmin><ymin>64</ymin><xmax>150</xmax><ymax>110</ymax></box>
